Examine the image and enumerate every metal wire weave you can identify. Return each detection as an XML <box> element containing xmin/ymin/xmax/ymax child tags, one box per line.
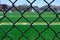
<box><xmin>0</xmin><ymin>0</ymin><xmax>60</xmax><ymax>40</ymax></box>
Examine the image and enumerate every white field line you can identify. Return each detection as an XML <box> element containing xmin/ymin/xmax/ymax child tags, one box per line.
<box><xmin>0</xmin><ymin>22</ymin><xmax>60</xmax><ymax>25</ymax></box>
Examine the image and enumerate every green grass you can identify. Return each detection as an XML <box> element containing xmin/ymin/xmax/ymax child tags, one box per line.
<box><xmin>0</xmin><ymin>12</ymin><xmax>60</xmax><ymax>40</ymax></box>
<box><xmin>0</xmin><ymin>12</ymin><xmax>60</xmax><ymax>22</ymax></box>
<box><xmin>0</xmin><ymin>25</ymin><xmax>60</xmax><ymax>40</ymax></box>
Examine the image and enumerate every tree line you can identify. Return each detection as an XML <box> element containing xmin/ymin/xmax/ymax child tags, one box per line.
<box><xmin>0</xmin><ymin>4</ymin><xmax>60</xmax><ymax>12</ymax></box>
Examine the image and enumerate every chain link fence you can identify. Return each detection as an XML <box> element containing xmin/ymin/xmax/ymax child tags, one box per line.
<box><xmin>0</xmin><ymin>0</ymin><xmax>60</xmax><ymax>40</ymax></box>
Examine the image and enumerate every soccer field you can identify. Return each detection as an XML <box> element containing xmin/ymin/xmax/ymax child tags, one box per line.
<box><xmin>0</xmin><ymin>12</ymin><xmax>60</xmax><ymax>40</ymax></box>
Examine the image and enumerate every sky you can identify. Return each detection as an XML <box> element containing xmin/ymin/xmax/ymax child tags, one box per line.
<box><xmin>0</xmin><ymin>0</ymin><xmax>60</xmax><ymax>7</ymax></box>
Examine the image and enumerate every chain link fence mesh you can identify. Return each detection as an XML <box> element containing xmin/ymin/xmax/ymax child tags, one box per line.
<box><xmin>0</xmin><ymin>0</ymin><xmax>60</xmax><ymax>40</ymax></box>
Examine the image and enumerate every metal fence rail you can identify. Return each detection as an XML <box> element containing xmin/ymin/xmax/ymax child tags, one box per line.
<box><xmin>0</xmin><ymin>0</ymin><xmax>60</xmax><ymax>40</ymax></box>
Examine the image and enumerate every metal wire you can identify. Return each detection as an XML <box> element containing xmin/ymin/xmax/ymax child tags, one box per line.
<box><xmin>0</xmin><ymin>0</ymin><xmax>60</xmax><ymax>40</ymax></box>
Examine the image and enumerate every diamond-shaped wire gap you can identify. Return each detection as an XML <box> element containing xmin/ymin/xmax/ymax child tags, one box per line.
<box><xmin>39</xmin><ymin>5</ymin><xmax>57</xmax><ymax>15</ymax></box>
<box><xmin>7</xmin><ymin>27</ymin><xmax>22</xmax><ymax>40</ymax></box>
<box><xmin>15</xmin><ymin>1</ymin><xmax>31</xmax><ymax>13</ymax></box>
<box><xmin>27</xmin><ymin>0</ymin><xmax>36</xmax><ymax>3</ymax></box>
<box><xmin>50</xmin><ymin>18</ymin><xmax>60</xmax><ymax>25</ymax></box>
<box><xmin>33</xmin><ymin>25</ymin><xmax>47</xmax><ymax>40</ymax></box>
<box><xmin>50</xmin><ymin>25</ymin><xmax>60</xmax><ymax>33</ymax></box>
<box><xmin>9</xmin><ymin>0</ymin><xmax>17</xmax><ymax>3</ymax></box>
<box><xmin>19</xmin><ymin>36</ymin><xmax>28</xmax><ymax>40</ymax></box>
<box><xmin>0</xmin><ymin>17</ymin><xmax>13</xmax><ymax>40</ymax></box>
<box><xmin>41</xmin><ymin>28</ymin><xmax>55</xmax><ymax>40</ymax></box>
<box><xmin>32</xmin><ymin>18</ymin><xmax>48</xmax><ymax>40</ymax></box>
<box><xmin>0</xmin><ymin>29</ymin><xmax>5</xmax><ymax>40</ymax></box>
<box><xmin>24</xmin><ymin>28</ymin><xmax>38</xmax><ymax>40</ymax></box>
<box><xmin>0</xmin><ymin>25</ymin><xmax>13</xmax><ymax>32</ymax></box>
<box><xmin>48</xmin><ymin>19</ymin><xmax>60</xmax><ymax>40</ymax></box>
<box><xmin>32</xmin><ymin>18</ymin><xmax>47</xmax><ymax>25</ymax></box>
<box><xmin>15</xmin><ymin>17</ymin><xmax>31</xmax><ymax>33</ymax></box>
<box><xmin>48</xmin><ymin>5</ymin><xmax>57</xmax><ymax>12</ymax></box>
<box><xmin>23</xmin><ymin>9</ymin><xmax>39</xmax><ymax>22</ymax></box>
<box><xmin>35</xmin><ymin>33</ymin><xmax>46</xmax><ymax>40</ymax></box>
<box><xmin>0</xmin><ymin>17</ymin><xmax>13</xmax><ymax>23</ymax></box>
<box><xmin>0</xmin><ymin>17</ymin><xmax>13</xmax><ymax>39</ymax></box>
<box><xmin>15</xmin><ymin>17</ymin><xmax>30</xmax><ymax>24</ymax></box>
<box><xmin>5</xmin><ymin>7</ymin><xmax>21</xmax><ymax>23</ymax></box>
<box><xmin>33</xmin><ymin>25</ymin><xmax>47</xmax><ymax>33</ymax></box>
<box><xmin>32</xmin><ymin>0</ymin><xmax>47</xmax><ymax>8</ymax></box>
<box><xmin>1</xmin><ymin>0</ymin><xmax>12</xmax><ymax>6</ymax></box>
<box><xmin>36</xmin><ymin>37</ymin><xmax>45</xmax><ymax>40</ymax></box>
<box><xmin>0</xmin><ymin>12</ymin><xmax>4</xmax><ymax>19</ymax></box>
<box><xmin>41</xmin><ymin>11</ymin><xmax>56</xmax><ymax>23</ymax></box>
<box><xmin>3</xmin><ymin>36</ymin><xmax>13</xmax><ymax>40</ymax></box>
<box><xmin>0</xmin><ymin>17</ymin><xmax>13</xmax><ymax>24</ymax></box>
<box><xmin>44</xmin><ymin>0</ymin><xmax>54</xmax><ymax>3</ymax></box>
<box><xmin>18</xmin><ymin>35</ymin><xmax>29</xmax><ymax>40</ymax></box>
<box><xmin>51</xmin><ymin>0</ymin><xmax>60</xmax><ymax>7</ymax></box>
<box><xmin>15</xmin><ymin>0</ymin><xmax>30</xmax><ymax>7</ymax></box>
<box><xmin>15</xmin><ymin>25</ymin><xmax>30</xmax><ymax>32</ymax></box>
<box><xmin>17</xmin><ymin>5</ymin><xmax>30</xmax><ymax>13</ymax></box>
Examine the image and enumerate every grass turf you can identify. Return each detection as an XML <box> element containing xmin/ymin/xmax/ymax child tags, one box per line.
<box><xmin>0</xmin><ymin>12</ymin><xmax>60</xmax><ymax>22</ymax></box>
<box><xmin>0</xmin><ymin>12</ymin><xmax>60</xmax><ymax>40</ymax></box>
<box><xmin>0</xmin><ymin>25</ymin><xmax>60</xmax><ymax>40</ymax></box>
